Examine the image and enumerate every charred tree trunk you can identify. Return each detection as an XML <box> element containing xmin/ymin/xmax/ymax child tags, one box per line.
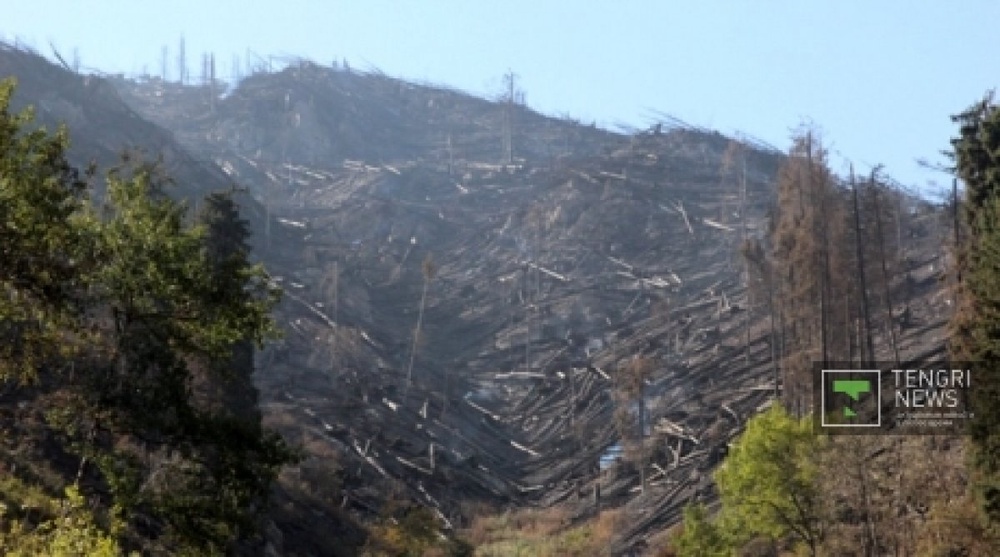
<box><xmin>871</xmin><ymin>175</ymin><xmax>900</xmax><ymax>365</ymax></box>
<box><xmin>852</xmin><ymin>169</ymin><xmax>875</xmax><ymax>363</ymax></box>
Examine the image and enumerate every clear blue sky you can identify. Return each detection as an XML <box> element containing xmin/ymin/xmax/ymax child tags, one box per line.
<box><xmin>4</xmin><ymin>1</ymin><xmax>997</xmax><ymax>196</ymax></box>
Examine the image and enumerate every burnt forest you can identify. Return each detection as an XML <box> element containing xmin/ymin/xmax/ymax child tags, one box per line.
<box><xmin>1</xmin><ymin>42</ymin><xmax>998</xmax><ymax>556</ymax></box>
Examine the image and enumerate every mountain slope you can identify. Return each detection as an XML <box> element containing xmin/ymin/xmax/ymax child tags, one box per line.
<box><xmin>0</xmin><ymin>46</ymin><xmax>954</xmax><ymax>555</ymax></box>
<box><xmin>112</xmin><ymin>61</ymin><xmax>956</xmax><ymax>554</ymax></box>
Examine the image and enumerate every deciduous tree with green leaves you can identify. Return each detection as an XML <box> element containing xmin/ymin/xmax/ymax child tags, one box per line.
<box><xmin>712</xmin><ymin>404</ymin><xmax>826</xmax><ymax>556</ymax></box>
<box><xmin>671</xmin><ymin>503</ymin><xmax>729</xmax><ymax>557</ymax></box>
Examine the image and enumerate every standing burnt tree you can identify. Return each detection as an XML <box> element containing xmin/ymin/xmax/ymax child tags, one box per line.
<box><xmin>614</xmin><ymin>356</ymin><xmax>653</xmax><ymax>492</ymax></box>
<box><xmin>769</xmin><ymin>128</ymin><xmax>852</xmax><ymax>414</ymax></box>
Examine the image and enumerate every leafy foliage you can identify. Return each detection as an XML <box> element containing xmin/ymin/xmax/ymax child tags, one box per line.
<box><xmin>77</xmin><ymin>163</ymin><xmax>292</xmax><ymax>552</ymax></box>
<box><xmin>712</xmin><ymin>404</ymin><xmax>826</xmax><ymax>554</ymax></box>
<box><xmin>0</xmin><ymin>78</ymin><xmax>294</xmax><ymax>553</ymax></box>
<box><xmin>363</xmin><ymin>503</ymin><xmax>471</xmax><ymax>557</ymax></box>
<box><xmin>672</xmin><ymin>406</ymin><xmax>826</xmax><ymax>556</ymax></box>
<box><xmin>0</xmin><ymin>481</ymin><xmax>126</xmax><ymax>557</ymax></box>
<box><xmin>671</xmin><ymin>503</ymin><xmax>729</xmax><ymax>557</ymax></box>
<box><xmin>88</xmin><ymin>166</ymin><xmax>280</xmax><ymax>364</ymax></box>
<box><xmin>0</xmin><ymin>77</ymin><xmax>92</xmax><ymax>383</ymax></box>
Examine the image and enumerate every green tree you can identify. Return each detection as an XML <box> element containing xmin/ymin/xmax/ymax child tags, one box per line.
<box><xmin>713</xmin><ymin>404</ymin><xmax>826</xmax><ymax>556</ymax></box>
<box><xmin>194</xmin><ymin>189</ymin><xmax>272</xmax><ymax>421</ymax></box>
<box><xmin>0</xmin><ymin>485</ymin><xmax>124</xmax><ymax>557</ymax></box>
<box><xmin>72</xmin><ymin>163</ymin><xmax>290</xmax><ymax>552</ymax></box>
<box><xmin>949</xmin><ymin>92</ymin><xmax>1000</xmax><ymax>527</ymax></box>
<box><xmin>0</xmin><ymin>77</ymin><xmax>294</xmax><ymax>554</ymax></box>
<box><xmin>0</xmin><ymin>77</ymin><xmax>92</xmax><ymax>384</ymax></box>
<box><xmin>672</xmin><ymin>503</ymin><xmax>729</xmax><ymax>557</ymax></box>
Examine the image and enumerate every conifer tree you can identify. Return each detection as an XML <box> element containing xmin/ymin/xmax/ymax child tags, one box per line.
<box><xmin>0</xmin><ymin>77</ymin><xmax>92</xmax><ymax>383</ymax></box>
<box><xmin>0</xmin><ymin>78</ymin><xmax>293</xmax><ymax>553</ymax></box>
<box><xmin>194</xmin><ymin>190</ymin><xmax>272</xmax><ymax>421</ymax></box>
<box><xmin>948</xmin><ymin>92</ymin><xmax>1000</xmax><ymax>527</ymax></box>
<box><xmin>77</xmin><ymin>162</ymin><xmax>289</xmax><ymax>552</ymax></box>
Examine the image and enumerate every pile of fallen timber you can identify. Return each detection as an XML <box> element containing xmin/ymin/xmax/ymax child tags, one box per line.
<box><xmin>107</xmin><ymin>62</ymin><xmax>952</xmax><ymax>554</ymax></box>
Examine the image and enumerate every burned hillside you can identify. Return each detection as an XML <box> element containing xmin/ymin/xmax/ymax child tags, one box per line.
<box><xmin>0</xmin><ymin>45</ymin><xmax>956</xmax><ymax>555</ymax></box>
<box><xmin>0</xmin><ymin>44</ymin><xmax>254</xmax><ymax>210</ymax></box>
<box><xmin>108</xmin><ymin>61</ymin><xmax>958</xmax><ymax>553</ymax></box>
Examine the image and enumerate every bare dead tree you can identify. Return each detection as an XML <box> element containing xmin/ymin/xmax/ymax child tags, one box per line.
<box><xmin>809</xmin><ymin>135</ymin><xmax>833</xmax><ymax>366</ymax></box>
<box><xmin>742</xmin><ymin>154</ymin><xmax>752</xmax><ymax>364</ymax></box>
<box><xmin>742</xmin><ymin>238</ymin><xmax>780</xmax><ymax>394</ymax></box>
<box><xmin>772</xmin><ymin>128</ymin><xmax>846</xmax><ymax>412</ymax></box>
<box><xmin>201</xmin><ymin>52</ymin><xmax>208</xmax><ymax>87</ymax></box>
<box><xmin>953</xmin><ymin>177</ymin><xmax>961</xmax><ymax>259</ymax></box>
<box><xmin>870</xmin><ymin>169</ymin><xmax>900</xmax><ymax>364</ymax></box>
<box><xmin>210</xmin><ymin>53</ymin><xmax>216</xmax><ymax>112</ymax></box>
<box><xmin>500</xmin><ymin>70</ymin><xmax>524</xmax><ymax>165</ymax></box>
<box><xmin>502</xmin><ymin>71</ymin><xmax>515</xmax><ymax>165</ymax></box>
<box><xmin>161</xmin><ymin>45</ymin><xmax>168</xmax><ymax>81</ymax></box>
<box><xmin>177</xmin><ymin>35</ymin><xmax>186</xmax><ymax>85</ymax></box>
<box><xmin>615</xmin><ymin>356</ymin><xmax>653</xmax><ymax>492</ymax></box>
<box><xmin>405</xmin><ymin>254</ymin><xmax>436</xmax><ymax>398</ymax></box>
<box><xmin>851</xmin><ymin>167</ymin><xmax>875</xmax><ymax>363</ymax></box>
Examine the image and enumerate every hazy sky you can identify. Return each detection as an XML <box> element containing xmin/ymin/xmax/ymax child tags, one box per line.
<box><xmin>4</xmin><ymin>1</ymin><xmax>997</xmax><ymax>196</ymax></box>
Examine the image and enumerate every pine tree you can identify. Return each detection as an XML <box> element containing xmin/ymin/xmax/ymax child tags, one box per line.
<box><xmin>77</xmin><ymin>162</ymin><xmax>290</xmax><ymax>552</ymax></box>
<box><xmin>948</xmin><ymin>92</ymin><xmax>1000</xmax><ymax>527</ymax></box>
<box><xmin>194</xmin><ymin>190</ymin><xmax>272</xmax><ymax>421</ymax></box>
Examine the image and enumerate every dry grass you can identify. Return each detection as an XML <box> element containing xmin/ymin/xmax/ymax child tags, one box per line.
<box><xmin>589</xmin><ymin>508</ymin><xmax>624</xmax><ymax>547</ymax></box>
<box><xmin>261</xmin><ymin>406</ymin><xmax>298</xmax><ymax>432</ymax></box>
<box><xmin>511</xmin><ymin>506</ymin><xmax>568</xmax><ymax>538</ymax></box>
<box><xmin>643</xmin><ymin>524</ymin><xmax>681</xmax><ymax>557</ymax></box>
<box><xmin>916</xmin><ymin>493</ymin><xmax>1000</xmax><ymax>556</ymax></box>
<box><xmin>462</xmin><ymin>506</ymin><xmax>625</xmax><ymax>556</ymax></box>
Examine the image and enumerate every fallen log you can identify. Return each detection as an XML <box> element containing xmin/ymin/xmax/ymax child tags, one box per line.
<box><xmin>672</xmin><ymin>200</ymin><xmax>694</xmax><ymax>235</ymax></box>
<box><xmin>702</xmin><ymin>218</ymin><xmax>735</xmax><ymax>232</ymax></box>
<box><xmin>590</xmin><ymin>366</ymin><xmax>611</xmax><ymax>381</ymax></box>
<box><xmin>464</xmin><ymin>397</ymin><xmax>504</xmax><ymax>422</ymax></box>
<box><xmin>495</xmin><ymin>371</ymin><xmax>546</xmax><ymax>379</ymax></box>
<box><xmin>607</xmin><ymin>255</ymin><xmax>634</xmax><ymax>271</ymax></box>
<box><xmin>396</xmin><ymin>456</ymin><xmax>432</xmax><ymax>475</ymax></box>
<box><xmin>526</xmin><ymin>261</ymin><xmax>569</xmax><ymax>282</ymax></box>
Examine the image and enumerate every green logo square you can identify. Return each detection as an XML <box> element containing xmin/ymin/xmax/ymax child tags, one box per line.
<box><xmin>821</xmin><ymin>370</ymin><xmax>881</xmax><ymax>428</ymax></box>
